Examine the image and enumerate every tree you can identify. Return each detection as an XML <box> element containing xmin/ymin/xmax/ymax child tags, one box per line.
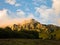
<box><xmin>30</xmin><ymin>24</ymin><xmax>34</xmax><ymax>29</ymax></box>
<box><xmin>36</xmin><ymin>23</ymin><xmax>42</xmax><ymax>29</ymax></box>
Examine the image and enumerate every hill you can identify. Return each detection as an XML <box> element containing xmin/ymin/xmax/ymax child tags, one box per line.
<box><xmin>0</xmin><ymin>19</ymin><xmax>60</xmax><ymax>40</ymax></box>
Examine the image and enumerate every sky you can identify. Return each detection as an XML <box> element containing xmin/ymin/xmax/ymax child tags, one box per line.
<box><xmin>0</xmin><ymin>0</ymin><xmax>60</xmax><ymax>27</ymax></box>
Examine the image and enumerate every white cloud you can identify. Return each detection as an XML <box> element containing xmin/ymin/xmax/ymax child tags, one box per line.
<box><xmin>5</xmin><ymin>0</ymin><xmax>16</xmax><ymax>5</ymax></box>
<box><xmin>33</xmin><ymin>0</ymin><xmax>47</xmax><ymax>6</ymax></box>
<box><xmin>16</xmin><ymin>10</ymin><xmax>35</xmax><ymax>19</ymax></box>
<box><xmin>52</xmin><ymin>0</ymin><xmax>60</xmax><ymax>15</ymax></box>
<box><xmin>0</xmin><ymin>9</ymin><xmax>26</xmax><ymax>27</ymax></box>
<box><xmin>0</xmin><ymin>9</ymin><xmax>8</xmax><ymax>19</ymax></box>
<box><xmin>35</xmin><ymin>0</ymin><xmax>60</xmax><ymax>26</ymax></box>
<box><xmin>34</xmin><ymin>0</ymin><xmax>60</xmax><ymax>15</ymax></box>
<box><xmin>35</xmin><ymin>5</ymin><xmax>53</xmax><ymax>23</ymax></box>
<box><xmin>0</xmin><ymin>0</ymin><xmax>60</xmax><ymax>27</ymax></box>
<box><xmin>15</xmin><ymin>3</ymin><xmax>21</xmax><ymax>7</ymax></box>
<box><xmin>5</xmin><ymin>0</ymin><xmax>21</xmax><ymax>7</ymax></box>
<box><xmin>27</xmin><ymin>13</ymin><xmax>35</xmax><ymax>19</ymax></box>
<box><xmin>0</xmin><ymin>8</ymin><xmax>35</xmax><ymax>27</ymax></box>
<box><xmin>16</xmin><ymin>10</ymin><xmax>25</xmax><ymax>17</ymax></box>
<box><xmin>0</xmin><ymin>9</ymin><xmax>10</xmax><ymax>27</ymax></box>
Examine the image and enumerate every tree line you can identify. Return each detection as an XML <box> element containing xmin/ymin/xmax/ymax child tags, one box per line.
<box><xmin>0</xmin><ymin>19</ymin><xmax>60</xmax><ymax>40</ymax></box>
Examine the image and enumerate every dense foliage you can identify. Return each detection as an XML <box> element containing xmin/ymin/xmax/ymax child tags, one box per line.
<box><xmin>0</xmin><ymin>19</ymin><xmax>60</xmax><ymax>40</ymax></box>
<box><xmin>0</xmin><ymin>27</ymin><xmax>39</xmax><ymax>39</ymax></box>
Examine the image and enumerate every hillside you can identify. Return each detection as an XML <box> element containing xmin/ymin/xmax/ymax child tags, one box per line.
<box><xmin>11</xmin><ymin>19</ymin><xmax>60</xmax><ymax>32</ymax></box>
<box><xmin>0</xmin><ymin>19</ymin><xmax>60</xmax><ymax>40</ymax></box>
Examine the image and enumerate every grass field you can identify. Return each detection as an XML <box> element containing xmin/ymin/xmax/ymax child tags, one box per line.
<box><xmin>0</xmin><ymin>39</ymin><xmax>60</xmax><ymax>45</ymax></box>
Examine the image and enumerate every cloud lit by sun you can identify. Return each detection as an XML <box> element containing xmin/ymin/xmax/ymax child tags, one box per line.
<box><xmin>0</xmin><ymin>0</ymin><xmax>60</xmax><ymax>27</ymax></box>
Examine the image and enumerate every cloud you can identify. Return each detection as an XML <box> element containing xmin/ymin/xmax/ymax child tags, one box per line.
<box><xmin>0</xmin><ymin>8</ymin><xmax>35</xmax><ymax>27</ymax></box>
<box><xmin>15</xmin><ymin>3</ymin><xmax>21</xmax><ymax>7</ymax></box>
<box><xmin>0</xmin><ymin>9</ymin><xmax>8</xmax><ymax>20</ymax></box>
<box><xmin>16</xmin><ymin>9</ymin><xmax>35</xmax><ymax>19</ymax></box>
<box><xmin>35</xmin><ymin>0</ymin><xmax>60</xmax><ymax>26</ymax></box>
<box><xmin>35</xmin><ymin>5</ymin><xmax>53</xmax><ymax>23</ymax></box>
<box><xmin>52</xmin><ymin>0</ymin><xmax>60</xmax><ymax>15</ymax></box>
<box><xmin>16</xmin><ymin>9</ymin><xmax>25</xmax><ymax>18</ymax></box>
<box><xmin>5</xmin><ymin>0</ymin><xmax>16</xmax><ymax>5</ymax></box>
<box><xmin>27</xmin><ymin>13</ymin><xmax>35</xmax><ymax>19</ymax></box>
<box><xmin>5</xmin><ymin>0</ymin><xmax>21</xmax><ymax>7</ymax></box>
<box><xmin>33</xmin><ymin>0</ymin><xmax>47</xmax><ymax>6</ymax></box>
<box><xmin>0</xmin><ymin>0</ymin><xmax>60</xmax><ymax>27</ymax></box>
<box><xmin>0</xmin><ymin>9</ymin><xmax>9</xmax><ymax>27</ymax></box>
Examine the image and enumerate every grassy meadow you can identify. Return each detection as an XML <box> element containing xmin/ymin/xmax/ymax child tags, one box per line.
<box><xmin>0</xmin><ymin>39</ymin><xmax>60</xmax><ymax>45</ymax></box>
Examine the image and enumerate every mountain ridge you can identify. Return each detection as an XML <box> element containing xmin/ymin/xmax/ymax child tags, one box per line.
<box><xmin>8</xmin><ymin>19</ymin><xmax>60</xmax><ymax>32</ymax></box>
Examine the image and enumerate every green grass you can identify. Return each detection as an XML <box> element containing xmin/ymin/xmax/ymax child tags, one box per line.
<box><xmin>0</xmin><ymin>39</ymin><xmax>60</xmax><ymax>45</ymax></box>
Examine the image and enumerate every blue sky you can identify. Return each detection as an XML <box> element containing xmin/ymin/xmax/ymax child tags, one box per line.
<box><xmin>0</xmin><ymin>0</ymin><xmax>60</xmax><ymax>27</ymax></box>
<box><xmin>0</xmin><ymin>0</ymin><xmax>52</xmax><ymax>12</ymax></box>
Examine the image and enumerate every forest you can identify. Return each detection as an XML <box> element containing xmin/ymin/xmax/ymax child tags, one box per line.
<box><xmin>0</xmin><ymin>19</ymin><xmax>60</xmax><ymax>40</ymax></box>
